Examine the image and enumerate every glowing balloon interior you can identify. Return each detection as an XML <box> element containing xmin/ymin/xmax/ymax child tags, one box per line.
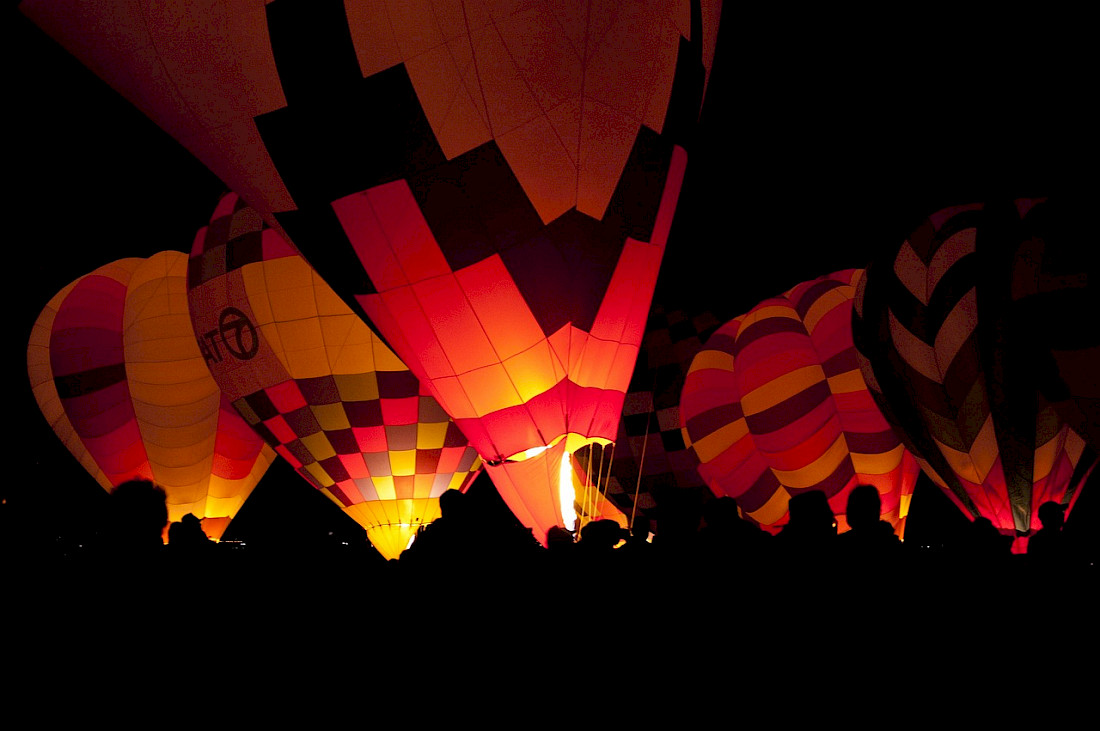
<box><xmin>28</xmin><ymin>251</ymin><xmax>276</xmax><ymax>539</ymax></box>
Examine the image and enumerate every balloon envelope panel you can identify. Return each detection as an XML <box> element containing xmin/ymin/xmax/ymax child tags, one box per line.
<box><xmin>682</xmin><ymin>270</ymin><xmax>919</xmax><ymax>534</ymax></box>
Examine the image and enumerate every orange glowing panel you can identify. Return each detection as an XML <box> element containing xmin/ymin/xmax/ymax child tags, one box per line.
<box><xmin>681</xmin><ymin>270</ymin><xmax>920</xmax><ymax>534</ymax></box>
<box><xmin>27</xmin><ymin>252</ymin><xmax>276</xmax><ymax>540</ymax></box>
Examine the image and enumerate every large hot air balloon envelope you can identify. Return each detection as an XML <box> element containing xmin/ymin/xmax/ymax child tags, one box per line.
<box><xmin>187</xmin><ymin>193</ymin><xmax>482</xmax><ymax>560</ymax></box>
<box><xmin>852</xmin><ymin>198</ymin><xmax>1095</xmax><ymax>550</ymax></box>
<box><xmin>21</xmin><ymin>0</ymin><xmax>723</xmax><ymax>543</ymax></box>
<box><xmin>27</xmin><ymin>251</ymin><xmax>276</xmax><ymax>540</ymax></box>
<box><xmin>681</xmin><ymin>270</ymin><xmax>920</xmax><ymax>534</ymax></box>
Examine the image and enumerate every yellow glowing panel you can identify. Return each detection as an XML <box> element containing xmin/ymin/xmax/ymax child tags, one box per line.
<box><xmin>802</xmin><ymin>286</ymin><xmax>853</xmax><ymax>334</ymax></box>
<box><xmin>457</xmin><ymin>362</ymin><xmax>524</xmax><ymax>417</ymax></box>
<box><xmin>502</xmin><ymin>339</ymin><xmax>561</xmax><ymax>403</ymax></box>
<box><xmin>826</xmin><ymin>369</ymin><xmax>867</xmax><ymax>395</ymax></box>
<box><xmin>850</xmin><ymin>443</ymin><xmax>907</xmax><ymax>475</ymax></box>
<box><xmin>390</xmin><ymin>450</ymin><xmax>417</xmax><ymax>477</ymax></box>
<box><xmin>335</xmin><ymin>372</ymin><xmax>379</xmax><ymax>402</ymax></box>
<box><xmin>773</xmin><ymin>434</ymin><xmax>847</xmax><ymax>489</ymax></box>
<box><xmin>741</xmin><ymin>365</ymin><xmax>824</xmax><ymax>417</ymax></box>
<box><xmin>417</xmin><ymin>420</ymin><xmax>449</xmax><ymax>449</ymax></box>
<box><xmin>303</xmin><ymin>461</ymin><xmax>334</xmax><ymax>488</ymax></box>
<box><xmin>749</xmin><ymin>486</ymin><xmax>791</xmax><ymax>526</ymax></box>
<box><xmin>312</xmin><ymin>402</ymin><xmax>351</xmax><ymax>431</ymax></box>
<box><xmin>689</xmin><ymin>348</ymin><xmax>736</xmax><ymax>373</ymax></box>
<box><xmin>692</xmin><ymin>419</ymin><xmax>749</xmax><ymax>464</ymax></box>
<box><xmin>372</xmin><ymin>475</ymin><xmax>397</xmax><ymax>501</ymax></box>
<box><xmin>299</xmin><ymin>432</ymin><xmax>337</xmax><ymax>462</ymax></box>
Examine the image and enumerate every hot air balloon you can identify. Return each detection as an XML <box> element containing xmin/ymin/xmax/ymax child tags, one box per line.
<box><xmin>187</xmin><ymin>193</ymin><xmax>482</xmax><ymax>560</ymax></box>
<box><xmin>21</xmin><ymin>0</ymin><xmax>723</xmax><ymax>543</ymax></box>
<box><xmin>852</xmin><ymin>198</ymin><xmax>1096</xmax><ymax>552</ymax></box>
<box><xmin>681</xmin><ymin>270</ymin><xmax>920</xmax><ymax>535</ymax></box>
<box><xmin>27</xmin><ymin>251</ymin><xmax>276</xmax><ymax>540</ymax></box>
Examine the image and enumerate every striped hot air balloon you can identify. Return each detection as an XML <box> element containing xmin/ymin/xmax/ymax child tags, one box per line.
<box><xmin>852</xmin><ymin>198</ymin><xmax>1096</xmax><ymax>551</ymax></box>
<box><xmin>187</xmin><ymin>193</ymin><xmax>482</xmax><ymax>560</ymax></box>
<box><xmin>28</xmin><ymin>251</ymin><xmax>276</xmax><ymax>540</ymax></box>
<box><xmin>681</xmin><ymin>270</ymin><xmax>919</xmax><ymax>534</ymax></box>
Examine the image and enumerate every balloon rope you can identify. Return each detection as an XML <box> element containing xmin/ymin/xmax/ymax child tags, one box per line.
<box><xmin>597</xmin><ymin>442</ymin><xmax>610</xmax><ymax>510</ymax></box>
<box><xmin>631</xmin><ymin>412</ymin><xmax>652</xmax><ymax>530</ymax></box>
<box><xmin>584</xmin><ymin>447</ymin><xmax>595</xmax><ymax>528</ymax></box>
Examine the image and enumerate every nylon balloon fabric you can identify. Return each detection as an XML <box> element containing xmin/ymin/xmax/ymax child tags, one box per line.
<box><xmin>27</xmin><ymin>251</ymin><xmax>276</xmax><ymax>540</ymax></box>
<box><xmin>187</xmin><ymin>193</ymin><xmax>482</xmax><ymax>560</ymax></box>
<box><xmin>681</xmin><ymin>270</ymin><xmax>919</xmax><ymax>534</ymax></box>
<box><xmin>852</xmin><ymin>198</ymin><xmax>1094</xmax><ymax>548</ymax></box>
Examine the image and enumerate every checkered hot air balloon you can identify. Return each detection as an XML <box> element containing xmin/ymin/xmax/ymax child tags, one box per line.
<box><xmin>28</xmin><ymin>251</ymin><xmax>276</xmax><ymax>541</ymax></box>
<box><xmin>681</xmin><ymin>270</ymin><xmax>920</xmax><ymax>535</ymax></box>
<box><xmin>852</xmin><ymin>198</ymin><xmax>1096</xmax><ymax>552</ymax></box>
<box><xmin>23</xmin><ymin>0</ymin><xmax>724</xmax><ymax>544</ymax></box>
<box><xmin>187</xmin><ymin>193</ymin><xmax>482</xmax><ymax>560</ymax></box>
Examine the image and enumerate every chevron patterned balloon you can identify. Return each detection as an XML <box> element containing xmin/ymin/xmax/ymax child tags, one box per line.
<box><xmin>852</xmin><ymin>198</ymin><xmax>1095</xmax><ymax>550</ymax></box>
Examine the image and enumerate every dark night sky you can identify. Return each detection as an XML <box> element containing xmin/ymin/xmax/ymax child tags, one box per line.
<box><xmin>7</xmin><ymin>5</ymin><xmax>1093</xmax><ymax>546</ymax></box>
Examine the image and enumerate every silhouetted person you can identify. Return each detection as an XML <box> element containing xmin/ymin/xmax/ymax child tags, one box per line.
<box><xmin>400</xmin><ymin>488</ymin><xmax>478</xmax><ymax>570</ymax></box>
<box><xmin>775</xmin><ymin>490</ymin><xmax>836</xmax><ymax>554</ymax></box>
<box><xmin>169</xmin><ymin>513</ymin><xmax>211</xmax><ymax>548</ymax></box>
<box><xmin>837</xmin><ymin>485</ymin><xmax>901</xmax><ymax>557</ymax></box>
<box><xmin>699</xmin><ymin>496</ymin><xmax>771</xmax><ymax>567</ymax></box>
<box><xmin>651</xmin><ymin>486</ymin><xmax>704</xmax><ymax>563</ymax></box>
<box><xmin>100</xmin><ymin>479</ymin><xmax>168</xmax><ymax>558</ymax></box>
<box><xmin>618</xmin><ymin>514</ymin><xmax>653</xmax><ymax>557</ymax></box>
<box><xmin>1027</xmin><ymin>501</ymin><xmax>1070</xmax><ymax>565</ymax></box>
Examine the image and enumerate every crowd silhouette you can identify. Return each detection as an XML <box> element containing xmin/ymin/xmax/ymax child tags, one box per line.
<box><xmin>5</xmin><ymin>474</ymin><xmax>1096</xmax><ymax>685</ymax></box>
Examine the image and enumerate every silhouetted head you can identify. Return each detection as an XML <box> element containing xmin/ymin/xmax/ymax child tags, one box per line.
<box><xmin>438</xmin><ymin>488</ymin><xmax>467</xmax><ymax>519</ymax></box>
<box><xmin>630</xmin><ymin>514</ymin><xmax>651</xmax><ymax>541</ymax></box>
<box><xmin>546</xmin><ymin>525</ymin><xmax>575</xmax><ymax>550</ymax></box>
<box><xmin>787</xmin><ymin>490</ymin><xmax>836</xmax><ymax>535</ymax></box>
<box><xmin>580</xmin><ymin>519</ymin><xmax>623</xmax><ymax>550</ymax></box>
<box><xmin>1037</xmin><ymin>501</ymin><xmax>1066</xmax><ymax>530</ymax></box>
<box><xmin>845</xmin><ymin>484</ymin><xmax>882</xmax><ymax>531</ymax></box>
<box><xmin>108</xmin><ymin>479</ymin><xmax>168</xmax><ymax>548</ymax></box>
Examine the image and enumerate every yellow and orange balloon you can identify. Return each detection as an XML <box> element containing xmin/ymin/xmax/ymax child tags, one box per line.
<box><xmin>186</xmin><ymin>193</ymin><xmax>482</xmax><ymax>560</ymax></box>
<box><xmin>27</xmin><ymin>251</ymin><xmax>276</xmax><ymax>540</ymax></box>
